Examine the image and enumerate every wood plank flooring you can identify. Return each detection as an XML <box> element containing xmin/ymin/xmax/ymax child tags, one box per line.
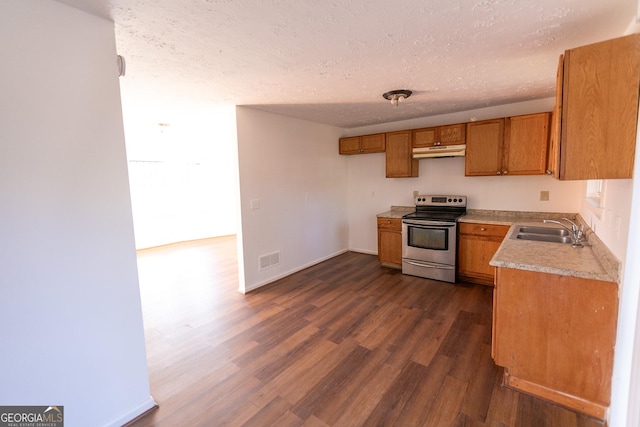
<box><xmin>129</xmin><ymin>237</ymin><xmax>604</xmax><ymax>427</ymax></box>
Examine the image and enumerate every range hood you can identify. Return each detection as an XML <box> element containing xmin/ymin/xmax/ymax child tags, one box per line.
<box><xmin>412</xmin><ymin>144</ymin><xmax>466</xmax><ymax>159</ymax></box>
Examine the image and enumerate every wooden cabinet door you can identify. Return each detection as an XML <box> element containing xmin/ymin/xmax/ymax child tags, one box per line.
<box><xmin>547</xmin><ymin>55</ymin><xmax>564</xmax><ymax>178</ymax></box>
<box><xmin>413</xmin><ymin>124</ymin><xmax>465</xmax><ymax>148</ymax></box>
<box><xmin>503</xmin><ymin>112</ymin><xmax>550</xmax><ymax>176</ymax></box>
<box><xmin>439</xmin><ymin>123</ymin><xmax>466</xmax><ymax>145</ymax></box>
<box><xmin>412</xmin><ymin>127</ymin><xmax>437</xmax><ymax>148</ymax></box>
<box><xmin>386</xmin><ymin>131</ymin><xmax>418</xmax><ymax>178</ymax></box>
<box><xmin>360</xmin><ymin>133</ymin><xmax>385</xmax><ymax>153</ymax></box>
<box><xmin>339</xmin><ymin>133</ymin><xmax>385</xmax><ymax>154</ymax></box>
<box><xmin>339</xmin><ymin>137</ymin><xmax>361</xmax><ymax>154</ymax></box>
<box><xmin>560</xmin><ymin>34</ymin><xmax>640</xmax><ymax>179</ymax></box>
<box><xmin>457</xmin><ymin>223</ymin><xmax>509</xmax><ymax>285</ymax></box>
<box><xmin>465</xmin><ymin>119</ymin><xmax>505</xmax><ymax>176</ymax></box>
<box><xmin>458</xmin><ymin>236</ymin><xmax>499</xmax><ymax>284</ymax></box>
<box><xmin>493</xmin><ymin>267</ymin><xmax>617</xmax><ymax>419</ymax></box>
<box><xmin>377</xmin><ymin>218</ymin><xmax>402</xmax><ymax>267</ymax></box>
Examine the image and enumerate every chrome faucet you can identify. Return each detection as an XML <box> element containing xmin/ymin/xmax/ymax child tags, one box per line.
<box><xmin>543</xmin><ymin>218</ymin><xmax>585</xmax><ymax>247</ymax></box>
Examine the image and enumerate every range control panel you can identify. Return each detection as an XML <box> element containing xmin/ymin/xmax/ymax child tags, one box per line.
<box><xmin>415</xmin><ymin>195</ymin><xmax>467</xmax><ymax>207</ymax></box>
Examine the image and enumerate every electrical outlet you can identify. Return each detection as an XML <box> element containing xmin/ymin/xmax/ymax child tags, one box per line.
<box><xmin>540</xmin><ymin>191</ymin><xmax>549</xmax><ymax>201</ymax></box>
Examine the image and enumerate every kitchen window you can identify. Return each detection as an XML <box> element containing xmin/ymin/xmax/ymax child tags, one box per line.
<box><xmin>585</xmin><ymin>179</ymin><xmax>605</xmax><ymax>219</ymax></box>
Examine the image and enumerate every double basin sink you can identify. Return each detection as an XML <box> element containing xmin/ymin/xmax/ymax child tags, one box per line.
<box><xmin>510</xmin><ymin>225</ymin><xmax>573</xmax><ymax>244</ymax></box>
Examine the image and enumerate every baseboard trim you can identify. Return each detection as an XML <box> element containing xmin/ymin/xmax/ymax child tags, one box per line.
<box><xmin>502</xmin><ymin>370</ymin><xmax>607</xmax><ymax>420</ymax></box>
<box><xmin>108</xmin><ymin>396</ymin><xmax>157</xmax><ymax>427</ymax></box>
<box><xmin>242</xmin><ymin>248</ymin><xmax>350</xmax><ymax>293</ymax></box>
<box><xmin>348</xmin><ymin>248</ymin><xmax>377</xmax><ymax>256</ymax></box>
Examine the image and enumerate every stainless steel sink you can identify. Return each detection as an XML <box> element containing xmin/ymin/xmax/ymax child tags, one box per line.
<box><xmin>515</xmin><ymin>233</ymin><xmax>573</xmax><ymax>244</ymax></box>
<box><xmin>510</xmin><ymin>225</ymin><xmax>573</xmax><ymax>244</ymax></box>
<box><xmin>517</xmin><ymin>226</ymin><xmax>570</xmax><ymax>237</ymax></box>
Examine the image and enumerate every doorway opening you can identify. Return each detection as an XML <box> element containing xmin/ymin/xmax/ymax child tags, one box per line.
<box><xmin>122</xmin><ymin>104</ymin><xmax>239</xmax><ymax>250</ymax></box>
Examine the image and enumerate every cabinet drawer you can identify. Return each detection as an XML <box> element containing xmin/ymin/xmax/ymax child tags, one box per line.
<box><xmin>459</xmin><ymin>222</ymin><xmax>509</xmax><ymax>238</ymax></box>
<box><xmin>377</xmin><ymin>217</ymin><xmax>402</xmax><ymax>231</ymax></box>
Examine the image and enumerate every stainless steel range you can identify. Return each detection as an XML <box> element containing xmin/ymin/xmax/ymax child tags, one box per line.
<box><xmin>402</xmin><ymin>195</ymin><xmax>467</xmax><ymax>283</ymax></box>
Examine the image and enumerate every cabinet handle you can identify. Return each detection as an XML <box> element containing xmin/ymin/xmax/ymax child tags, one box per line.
<box><xmin>496</xmin><ymin>171</ymin><xmax>501</xmax><ymax>175</ymax></box>
<box><xmin>387</xmin><ymin>220</ymin><xmax>391</xmax><ymax>224</ymax></box>
<box><xmin>480</xmin><ymin>227</ymin><xmax>487</xmax><ymax>231</ymax></box>
<box><xmin>546</xmin><ymin>169</ymin><xmax>553</xmax><ymax>175</ymax></box>
<box><xmin>434</xmin><ymin>141</ymin><xmax>441</xmax><ymax>146</ymax></box>
<box><xmin>503</xmin><ymin>170</ymin><xmax>508</xmax><ymax>175</ymax></box>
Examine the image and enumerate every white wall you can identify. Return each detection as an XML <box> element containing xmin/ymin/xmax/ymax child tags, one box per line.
<box><xmin>601</xmin><ymin>18</ymin><xmax>640</xmax><ymax>427</ymax></box>
<box><xmin>607</xmin><ymin>17</ymin><xmax>640</xmax><ymax>425</ymax></box>
<box><xmin>235</xmin><ymin>107</ymin><xmax>348</xmax><ymax>292</ymax></box>
<box><xmin>608</xmin><ymin>118</ymin><xmax>640</xmax><ymax>427</ymax></box>
<box><xmin>580</xmin><ymin>179</ymin><xmax>633</xmax><ymax>262</ymax></box>
<box><xmin>0</xmin><ymin>2</ymin><xmax>153</xmax><ymax>426</ymax></box>
<box><xmin>345</xmin><ymin>98</ymin><xmax>584</xmax><ymax>253</ymax></box>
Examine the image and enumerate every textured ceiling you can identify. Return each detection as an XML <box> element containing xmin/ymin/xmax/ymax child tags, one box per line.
<box><xmin>56</xmin><ymin>0</ymin><xmax>635</xmax><ymax>128</ymax></box>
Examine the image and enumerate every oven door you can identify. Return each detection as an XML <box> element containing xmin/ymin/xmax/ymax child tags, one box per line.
<box><xmin>402</xmin><ymin>219</ymin><xmax>457</xmax><ymax>266</ymax></box>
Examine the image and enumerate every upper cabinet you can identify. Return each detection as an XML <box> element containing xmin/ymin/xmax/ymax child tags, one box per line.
<box><xmin>504</xmin><ymin>113</ymin><xmax>551</xmax><ymax>176</ymax></box>
<box><xmin>339</xmin><ymin>133</ymin><xmax>385</xmax><ymax>155</ymax></box>
<box><xmin>549</xmin><ymin>34</ymin><xmax>640</xmax><ymax>180</ymax></box>
<box><xmin>465</xmin><ymin>118</ymin><xmax>505</xmax><ymax>176</ymax></box>
<box><xmin>386</xmin><ymin>130</ymin><xmax>419</xmax><ymax>178</ymax></box>
<box><xmin>465</xmin><ymin>113</ymin><xmax>550</xmax><ymax>176</ymax></box>
<box><xmin>547</xmin><ymin>55</ymin><xmax>564</xmax><ymax>177</ymax></box>
<box><xmin>413</xmin><ymin>123</ymin><xmax>466</xmax><ymax>148</ymax></box>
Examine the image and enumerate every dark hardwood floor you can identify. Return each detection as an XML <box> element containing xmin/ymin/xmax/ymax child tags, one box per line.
<box><xmin>130</xmin><ymin>237</ymin><xmax>604</xmax><ymax>427</ymax></box>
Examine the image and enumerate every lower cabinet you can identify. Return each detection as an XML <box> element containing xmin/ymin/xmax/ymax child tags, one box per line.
<box><xmin>377</xmin><ymin>217</ymin><xmax>402</xmax><ymax>268</ymax></box>
<box><xmin>492</xmin><ymin>267</ymin><xmax>618</xmax><ymax>420</ymax></box>
<box><xmin>457</xmin><ymin>222</ymin><xmax>509</xmax><ymax>285</ymax></box>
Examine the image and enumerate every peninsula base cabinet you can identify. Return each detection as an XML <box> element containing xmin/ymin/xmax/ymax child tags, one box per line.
<box><xmin>492</xmin><ymin>267</ymin><xmax>618</xmax><ymax>420</ymax></box>
<box><xmin>377</xmin><ymin>218</ymin><xmax>402</xmax><ymax>268</ymax></box>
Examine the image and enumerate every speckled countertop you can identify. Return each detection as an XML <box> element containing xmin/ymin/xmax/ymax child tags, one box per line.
<box><xmin>490</xmin><ymin>221</ymin><xmax>618</xmax><ymax>283</ymax></box>
<box><xmin>377</xmin><ymin>207</ymin><xmax>620</xmax><ymax>284</ymax></box>
<box><xmin>460</xmin><ymin>209</ymin><xmax>578</xmax><ymax>225</ymax></box>
<box><xmin>376</xmin><ymin>206</ymin><xmax>414</xmax><ymax>219</ymax></box>
<box><xmin>464</xmin><ymin>210</ymin><xmax>619</xmax><ymax>283</ymax></box>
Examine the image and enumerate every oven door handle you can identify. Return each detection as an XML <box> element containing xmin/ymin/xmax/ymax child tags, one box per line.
<box><xmin>402</xmin><ymin>220</ymin><xmax>456</xmax><ymax>227</ymax></box>
<box><xmin>403</xmin><ymin>259</ymin><xmax>455</xmax><ymax>270</ymax></box>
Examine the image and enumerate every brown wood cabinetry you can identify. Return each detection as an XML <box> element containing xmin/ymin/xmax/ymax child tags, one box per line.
<box><xmin>465</xmin><ymin>119</ymin><xmax>505</xmax><ymax>176</ymax></box>
<box><xmin>547</xmin><ymin>55</ymin><xmax>564</xmax><ymax>177</ymax></box>
<box><xmin>339</xmin><ymin>133</ymin><xmax>385</xmax><ymax>155</ymax></box>
<box><xmin>492</xmin><ymin>267</ymin><xmax>618</xmax><ymax>419</ymax></box>
<box><xmin>457</xmin><ymin>222</ymin><xmax>509</xmax><ymax>285</ymax></box>
<box><xmin>385</xmin><ymin>131</ymin><xmax>419</xmax><ymax>178</ymax></box>
<box><xmin>548</xmin><ymin>34</ymin><xmax>640</xmax><ymax>179</ymax></box>
<box><xmin>413</xmin><ymin>123</ymin><xmax>466</xmax><ymax>148</ymax></box>
<box><xmin>504</xmin><ymin>113</ymin><xmax>550</xmax><ymax>175</ymax></box>
<box><xmin>465</xmin><ymin>113</ymin><xmax>550</xmax><ymax>176</ymax></box>
<box><xmin>377</xmin><ymin>217</ymin><xmax>402</xmax><ymax>268</ymax></box>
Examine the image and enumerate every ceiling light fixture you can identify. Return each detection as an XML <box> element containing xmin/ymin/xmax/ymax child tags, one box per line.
<box><xmin>383</xmin><ymin>89</ymin><xmax>412</xmax><ymax>107</ymax></box>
